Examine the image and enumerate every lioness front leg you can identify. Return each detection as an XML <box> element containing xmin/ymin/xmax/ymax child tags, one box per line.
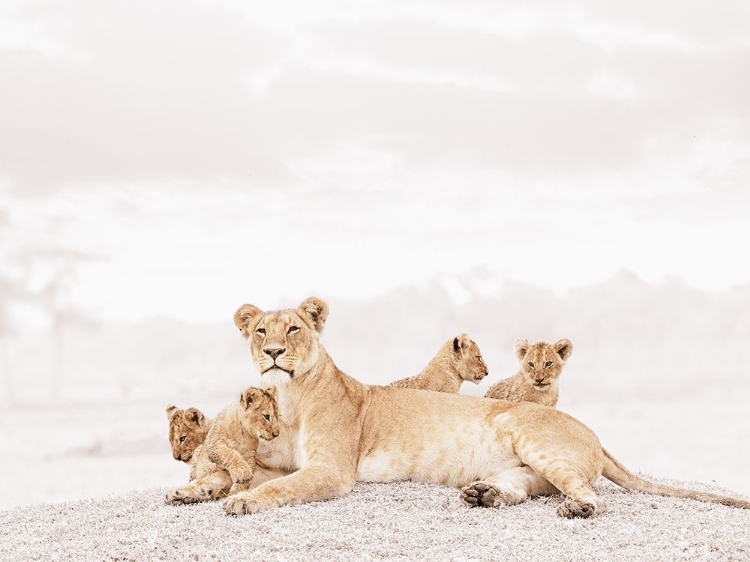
<box><xmin>462</xmin><ymin>466</ymin><xmax>558</xmax><ymax>508</ymax></box>
<box><xmin>165</xmin><ymin>470</ymin><xmax>233</xmax><ymax>505</ymax></box>
<box><xmin>224</xmin><ymin>465</ymin><xmax>354</xmax><ymax>515</ymax></box>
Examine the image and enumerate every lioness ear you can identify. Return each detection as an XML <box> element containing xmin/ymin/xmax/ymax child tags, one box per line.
<box><xmin>298</xmin><ymin>297</ymin><xmax>329</xmax><ymax>333</ymax></box>
<box><xmin>554</xmin><ymin>339</ymin><xmax>573</xmax><ymax>362</ymax></box>
<box><xmin>234</xmin><ymin>304</ymin><xmax>263</xmax><ymax>333</ymax></box>
<box><xmin>166</xmin><ymin>405</ymin><xmax>179</xmax><ymax>420</ymax></box>
<box><xmin>240</xmin><ymin>387</ymin><xmax>262</xmax><ymax>409</ymax></box>
<box><xmin>452</xmin><ymin>333</ymin><xmax>471</xmax><ymax>355</ymax></box>
<box><xmin>514</xmin><ymin>339</ymin><xmax>530</xmax><ymax>361</ymax></box>
<box><xmin>184</xmin><ymin>407</ymin><xmax>204</xmax><ymax>426</ymax></box>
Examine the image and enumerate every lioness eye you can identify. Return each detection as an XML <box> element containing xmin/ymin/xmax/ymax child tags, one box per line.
<box><xmin>527</xmin><ymin>362</ymin><xmax>534</xmax><ymax>369</ymax></box>
<box><xmin>287</xmin><ymin>326</ymin><xmax>299</xmax><ymax>334</ymax></box>
<box><xmin>545</xmin><ymin>361</ymin><xmax>553</xmax><ymax>368</ymax></box>
<box><xmin>179</xmin><ymin>436</ymin><xmax>186</xmax><ymax>444</ymax></box>
<box><xmin>263</xmin><ymin>414</ymin><xmax>271</xmax><ymax>421</ymax></box>
<box><xmin>256</xmin><ymin>328</ymin><xmax>266</xmax><ymax>335</ymax></box>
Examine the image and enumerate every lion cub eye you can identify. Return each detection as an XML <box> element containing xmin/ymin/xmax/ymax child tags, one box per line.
<box><xmin>527</xmin><ymin>362</ymin><xmax>535</xmax><ymax>369</ymax></box>
<box><xmin>544</xmin><ymin>361</ymin><xmax>553</xmax><ymax>368</ymax></box>
<box><xmin>179</xmin><ymin>436</ymin><xmax>187</xmax><ymax>444</ymax></box>
<box><xmin>256</xmin><ymin>327</ymin><xmax>266</xmax><ymax>335</ymax></box>
<box><xmin>263</xmin><ymin>414</ymin><xmax>271</xmax><ymax>421</ymax></box>
<box><xmin>287</xmin><ymin>326</ymin><xmax>300</xmax><ymax>335</ymax></box>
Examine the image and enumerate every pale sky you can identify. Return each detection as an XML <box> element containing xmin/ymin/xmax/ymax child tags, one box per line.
<box><xmin>1</xmin><ymin>0</ymin><xmax>749</xmax><ymax>324</ymax></box>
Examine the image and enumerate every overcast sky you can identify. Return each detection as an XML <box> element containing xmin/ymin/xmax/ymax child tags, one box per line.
<box><xmin>1</xmin><ymin>0</ymin><xmax>749</xmax><ymax>325</ymax></box>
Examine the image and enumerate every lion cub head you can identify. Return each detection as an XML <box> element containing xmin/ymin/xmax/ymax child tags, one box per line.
<box><xmin>453</xmin><ymin>333</ymin><xmax>489</xmax><ymax>384</ymax></box>
<box><xmin>515</xmin><ymin>339</ymin><xmax>573</xmax><ymax>389</ymax></box>
<box><xmin>233</xmin><ymin>297</ymin><xmax>329</xmax><ymax>386</ymax></box>
<box><xmin>166</xmin><ymin>405</ymin><xmax>210</xmax><ymax>462</ymax></box>
<box><xmin>239</xmin><ymin>386</ymin><xmax>280</xmax><ymax>441</ymax></box>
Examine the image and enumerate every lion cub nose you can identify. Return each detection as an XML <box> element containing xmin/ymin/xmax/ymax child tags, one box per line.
<box><xmin>264</xmin><ymin>347</ymin><xmax>286</xmax><ymax>360</ymax></box>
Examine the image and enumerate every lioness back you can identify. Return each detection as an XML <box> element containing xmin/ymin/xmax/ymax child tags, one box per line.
<box><xmin>388</xmin><ymin>334</ymin><xmax>488</xmax><ymax>393</ymax></box>
<box><xmin>484</xmin><ymin>339</ymin><xmax>572</xmax><ymax>407</ymax></box>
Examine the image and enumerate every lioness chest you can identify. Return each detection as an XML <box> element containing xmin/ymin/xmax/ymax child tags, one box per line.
<box><xmin>356</xmin><ymin>388</ymin><xmax>521</xmax><ymax>487</ymax></box>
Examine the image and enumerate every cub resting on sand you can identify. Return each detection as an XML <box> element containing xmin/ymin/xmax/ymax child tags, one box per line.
<box><xmin>388</xmin><ymin>334</ymin><xmax>488</xmax><ymax>393</ymax></box>
<box><xmin>166</xmin><ymin>405</ymin><xmax>213</xmax><ymax>479</ymax></box>
<box><xmin>173</xmin><ymin>297</ymin><xmax>750</xmax><ymax>518</ymax></box>
<box><xmin>484</xmin><ymin>339</ymin><xmax>572</xmax><ymax>407</ymax></box>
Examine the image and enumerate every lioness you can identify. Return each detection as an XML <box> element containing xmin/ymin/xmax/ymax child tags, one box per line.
<box><xmin>184</xmin><ymin>297</ymin><xmax>747</xmax><ymax>518</ymax></box>
<box><xmin>484</xmin><ymin>339</ymin><xmax>572</xmax><ymax>407</ymax></box>
<box><xmin>388</xmin><ymin>334</ymin><xmax>488</xmax><ymax>393</ymax></box>
<box><xmin>203</xmin><ymin>386</ymin><xmax>280</xmax><ymax>495</ymax></box>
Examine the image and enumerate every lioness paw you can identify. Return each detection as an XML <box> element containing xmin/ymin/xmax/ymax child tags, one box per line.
<box><xmin>461</xmin><ymin>481</ymin><xmax>524</xmax><ymax>508</ymax></box>
<box><xmin>557</xmin><ymin>498</ymin><xmax>596</xmax><ymax>519</ymax></box>
<box><xmin>223</xmin><ymin>494</ymin><xmax>261</xmax><ymax>516</ymax></box>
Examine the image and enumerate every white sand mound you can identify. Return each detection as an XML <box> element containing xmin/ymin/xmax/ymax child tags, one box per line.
<box><xmin>2</xmin><ymin>478</ymin><xmax>749</xmax><ymax>562</ymax></box>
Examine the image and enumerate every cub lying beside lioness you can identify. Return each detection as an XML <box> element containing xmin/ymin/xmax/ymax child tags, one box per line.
<box><xmin>167</xmin><ymin>297</ymin><xmax>748</xmax><ymax>518</ymax></box>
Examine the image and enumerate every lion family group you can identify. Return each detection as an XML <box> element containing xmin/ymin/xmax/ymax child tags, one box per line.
<box><xmin>164</xmin><ymin>297</ymin><xmax>749</xmax><ymax>519</ymax></box>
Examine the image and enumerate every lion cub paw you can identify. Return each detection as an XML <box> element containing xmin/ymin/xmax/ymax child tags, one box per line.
<box><xmin>165</xmin><ymin>489</ymin><xmax>196</xmax><ymax>505</ymax></box>
<box><xmin>557</xmin><ymin>498</ymin><xmax>596</xmax><ymax>519</ymax></box>
<box><xmin>461</xmin><ymin>481</ymin><xmax>525</xmax><ymax>508</ymax></box>
<box><xmin>229</xmin><ymin>481</ymin><xmax>250</xmax><ymax>496</ymax></box>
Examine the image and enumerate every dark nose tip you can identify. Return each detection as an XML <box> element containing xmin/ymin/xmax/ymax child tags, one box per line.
<box><xmin>264</xmin><ymin>347</ymin><xmax>285</xmax><ymax>360</ymax></box>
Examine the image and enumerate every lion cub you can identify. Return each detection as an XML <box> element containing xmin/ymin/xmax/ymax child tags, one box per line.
<box><xmin>484</xmin><ymin>339</ymin><xmax>572</xmax><ymax>407</ymax></box>
<box><xmin>166</xmin><ymin>405</ymin><xmax>213</xmax><ymax>478</ymax></box>
<box><xmin>203</xmin><ymin>386</ymin><xmax>280</xmax><ymax>495</ymax></box>
<box><xmin>388</xmin><ymin>334</ymin><xmax>489</xmax><ymax>393</ymax></box>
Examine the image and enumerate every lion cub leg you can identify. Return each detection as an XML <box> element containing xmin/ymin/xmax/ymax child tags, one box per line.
<box><xmin>165</xmin><ymin>470</ymin><xmax>233</xmax><ymax>505</ymax></box>
<box><xmin>209</xmin><ymin>439</ymin><xmax>257</xmax><ymax>495</ymax></box>
<box><xmin>462</xmin><ymin>466</ymin><xmax>558</xmax><ymax>508</ymax></box>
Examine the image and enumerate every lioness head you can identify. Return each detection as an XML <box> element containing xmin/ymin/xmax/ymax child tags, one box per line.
<box><xmin>453</xmin><ymin>334</ymin><xmax>489</xmax><ymax>383</ymax></box>
<box><xmin>233</xmin><ymin>297</ymin><xmax>329</xmax><ymax>386</ymax></box>
<box><xmin>515</xmin><ymin>338</ymin><xmax>573</xmax><ymax>389</ymax></box>
<box><xmin>239</xmin><ymin>386</ymin><xmax>280</xmax><ymax>441</ymax></box>
<box><xmin>166</xmin><ymin>405</ymin><xmax>209</xmax><ymax>462</ymax></box>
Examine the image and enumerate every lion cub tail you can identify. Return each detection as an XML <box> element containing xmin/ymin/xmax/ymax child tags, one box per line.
<box><xmin>602</xmin><ymin>448</ymin><xmax>750</xmax><ymax>509</ymax></box>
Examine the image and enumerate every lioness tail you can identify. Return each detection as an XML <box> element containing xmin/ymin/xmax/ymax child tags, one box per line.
<box><xmin>602</xmin><ymin>448</ymin><xmax>750</xmax><ymax>509</ymax></box>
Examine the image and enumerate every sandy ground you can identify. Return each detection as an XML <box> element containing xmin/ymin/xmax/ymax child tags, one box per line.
<box><xmin>0</xmin><ymin>396</ymin><xmax>748</xmax><ymax>511</ymax></box>
<box><xmin>1</xmin><ymin>479</ymin><xmax>749</xmax><ymax>562</ymax></box>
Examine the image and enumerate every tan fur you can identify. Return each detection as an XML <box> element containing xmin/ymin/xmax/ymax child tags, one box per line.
<box><xmin>166</xmin><ymin>405</ymin><xmax>213</xmax><ymax>477</ymax></box>
<box><xmin>202</xmin><ymin>386</ymin><xmax>280</xmax><ymax>495</ymax></box>
<box><xmin>388</xmin><ymin>334</ymin><xmax>488</xmax><ymax>393</ymax></box>
<box><xmin>484</xmin><ymin>339</ymin><xmax>573</xmax><ymax>407</ymax></box>
<box><xmin>171</xmin><ymin>297</ymin><xmax>749</xmax><ymax>518</ymax></box>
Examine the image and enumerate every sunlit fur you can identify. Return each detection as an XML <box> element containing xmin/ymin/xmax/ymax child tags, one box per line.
<box><xmin>388</xmin><ymin>334</ymin><xmax>489</xmax><ymax>393</ymax></box>
<box><xmin>484</xmin><ymin>339</ymin><xmax>573</xmax><ymax>407</ymax></box>
<box><xmin>166</xmin><ymin>405</ymin><xmax>213</xmax><ymax>468</ymax></box>
<box><xmin>173</xmin><ymin>297</ymin><xmax>750</xmax><ymax>518</ymax></box>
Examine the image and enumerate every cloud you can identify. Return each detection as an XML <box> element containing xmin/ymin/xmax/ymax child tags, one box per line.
<box><xmin>1</xmin><ymin>0</ymin><xmax>749</xmax><ymax>194</ymax></box>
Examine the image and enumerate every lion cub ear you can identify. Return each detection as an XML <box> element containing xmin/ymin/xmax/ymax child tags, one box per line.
<box><xmin>452</xmin><ymin>333</ymin><xmax>472</xmax><ymax>355</ymax></box>
<box><xmin>553</xmin><ymin>339</ymin><xmax>573</xmax><ymax>362</ymax></box>
<box><xmin>184</xmin><ymin>407</ymin><xmax>205</xmax><ymax>427</ymax></box>
<box><xmin>234</xmin><ymin>304</ymin><xmax>263</xmax><ymax>333</ymax></box>
<box><xmin>240</xmin><ymin>387</ymin><xmax>263</xmax><ymax>409</ymax></box>
<box><xmin>263</xmin><ymin>385</ymin><xmax>278</xmax><ymax>401</ymax></box>
<box><xmin>298</xmin><ymin>297</ymin><xmax>329</xmax><ymax>333</ymax></box>
<box><xmin>166</xmin><ymin>405</ymin><xmax>179</xmax><ymax>420</ymax></box>
<box><xmin>514</xmin><ymin>339</ymin><xmax>530</xmax><ymax>361</ymax></box>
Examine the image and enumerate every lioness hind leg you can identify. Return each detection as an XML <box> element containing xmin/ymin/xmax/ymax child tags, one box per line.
<box><xmin>530</xmin><ymin>467</ymin><xmax>603</xmax><ymax>518</ymax></box>
<box><xmin>461</xmin><ymin>466</ymin><xmax>558</xmax><ymax>508</ymax></box>
<box><xmin>165</xmin><ymin>470</ymin><xmax>233</xmax><ymax>505</ymax></box>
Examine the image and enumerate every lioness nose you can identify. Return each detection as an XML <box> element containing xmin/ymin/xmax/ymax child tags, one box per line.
<box><xmin>264</xmin><ymin>347</ymin><xmax>286</xmax><ymax>360</ymax></box>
